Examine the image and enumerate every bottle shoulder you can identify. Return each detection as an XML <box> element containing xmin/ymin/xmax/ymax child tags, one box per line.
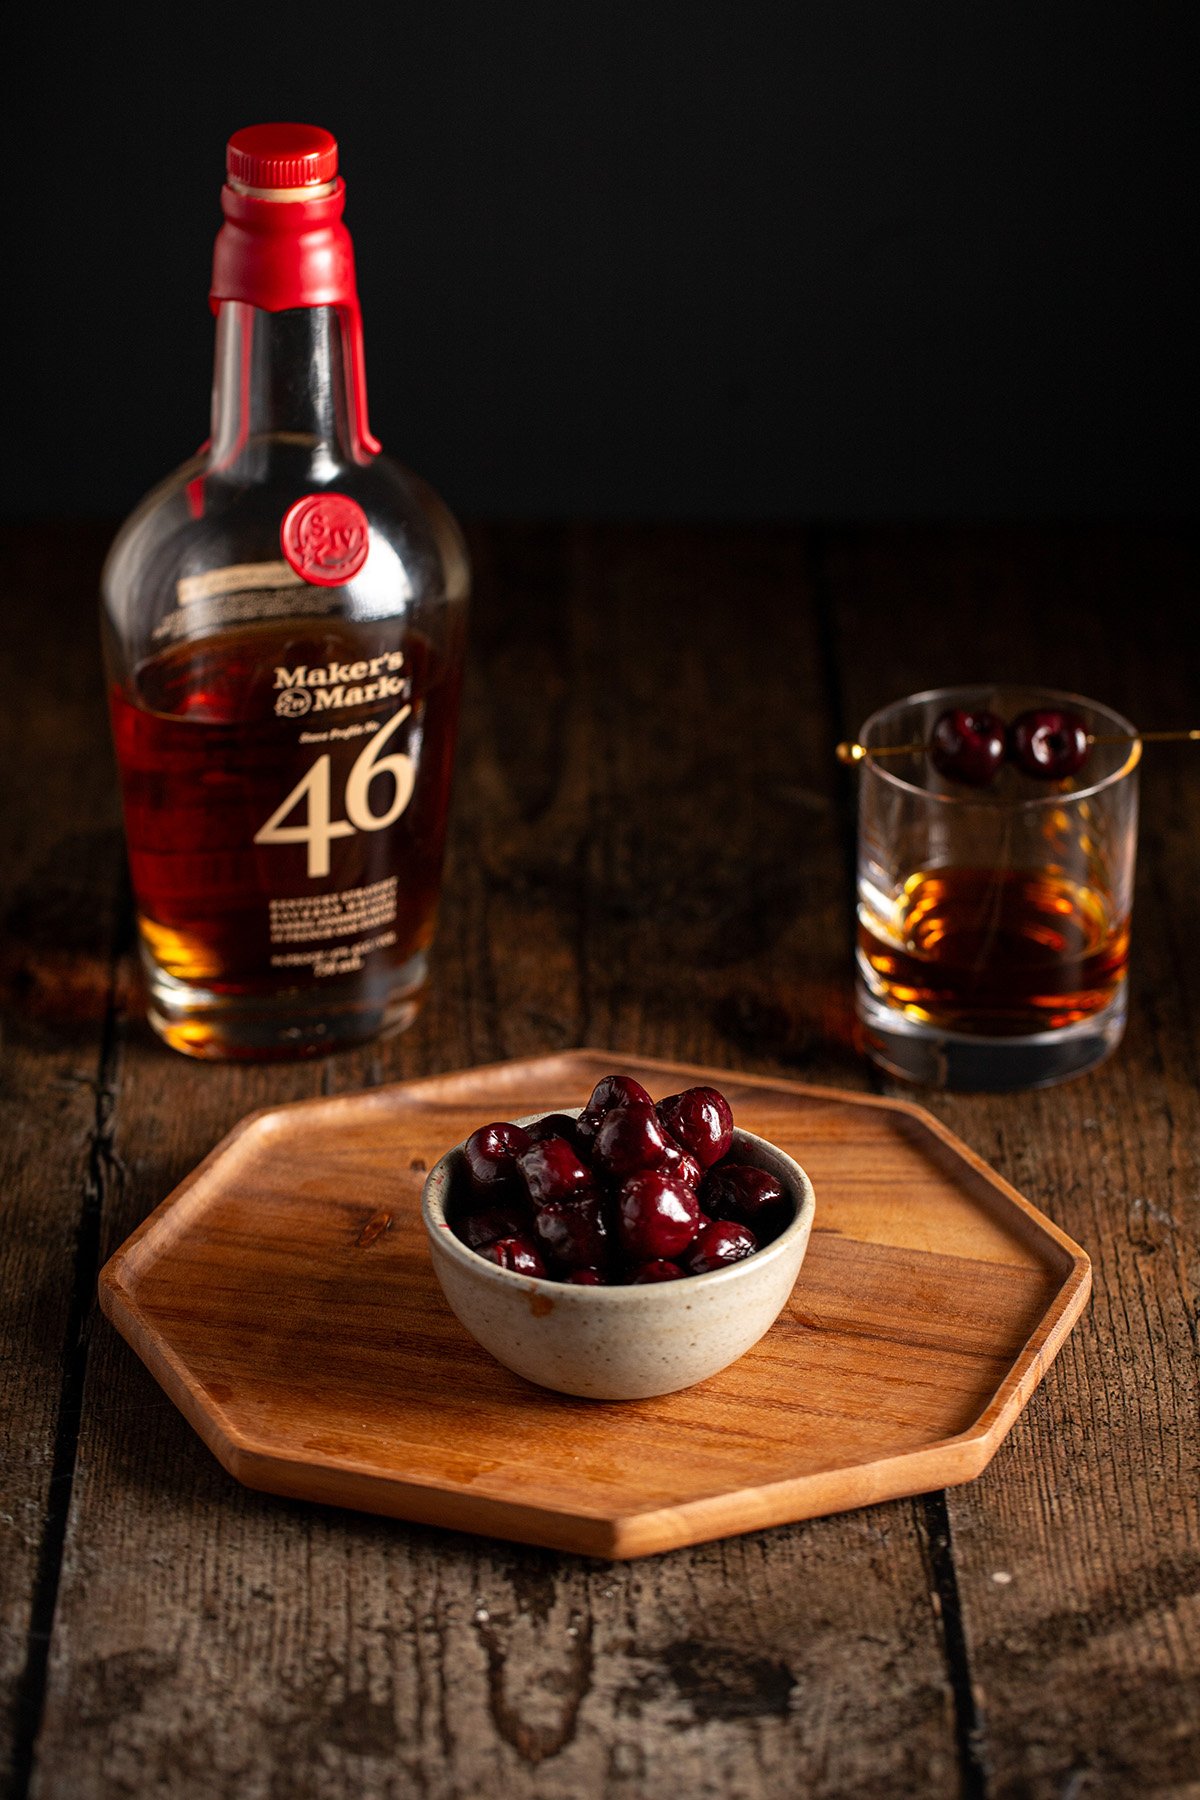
<box><xmin>355</xmin><ymin>452</ymin><xmax>470</xmax><ymax>604</ymax></box>
<box><xmin>102</xmin><ymin>445</ymin><xmax>469</xmax><ymax>656</ymax></box>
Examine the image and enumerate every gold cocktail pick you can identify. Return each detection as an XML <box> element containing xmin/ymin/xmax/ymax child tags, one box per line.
<box><xmin>836</xmin><ymin>729</ymin><xmax>1200</xmax><ymax>766</ymax></box>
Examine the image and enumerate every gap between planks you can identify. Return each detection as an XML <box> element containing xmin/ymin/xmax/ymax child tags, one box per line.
<box><xmin>810</xmin><ymin>526</ymin><xmax>989</xmax><ymax>1800</ymax></box>
<box><xmin>7</xmin><ymin>913</ymin><xmax>126</xmax><ymax>1800</ymax></box>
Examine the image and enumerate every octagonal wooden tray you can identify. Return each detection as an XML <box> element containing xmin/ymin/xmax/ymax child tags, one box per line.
<box><xmin>98</xmin><ymin>1049</ymin><xmax>1090</xmax><ymax>1558</ymax></box>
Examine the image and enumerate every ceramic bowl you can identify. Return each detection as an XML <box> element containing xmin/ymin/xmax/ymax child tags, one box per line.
<box><xmin>422</xmin><ymin>1112</ymin><xmax>815</xmax><ymax>1400</ymax></box>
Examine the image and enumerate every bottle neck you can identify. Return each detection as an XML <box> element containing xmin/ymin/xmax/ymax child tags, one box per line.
<box><xmin>209</xmin><ymin>302</ymin><xmax>366</xmax><ymax>476</ymax></box>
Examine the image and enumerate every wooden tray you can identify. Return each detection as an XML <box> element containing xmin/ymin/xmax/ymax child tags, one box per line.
<box><xmin>98</xmin><ymin>1049</ymin><xmax>1090</xmax><ymax>1559</ymax></box>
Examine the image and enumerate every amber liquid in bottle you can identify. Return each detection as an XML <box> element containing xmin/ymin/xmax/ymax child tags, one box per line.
<box><xmin>857</xmin><ymin>866</ymin><xmax>1130</xmax><ymax>1036</ymax></box>
<box><xmin>102</xmin><ymin>126</ymin><xmax>469</xmax><ymax>1059</ymax></box>
<box><xmin>110</xmin><ymin>615</ymin><xmax>464</xmax><ymax>1058</ymax></box>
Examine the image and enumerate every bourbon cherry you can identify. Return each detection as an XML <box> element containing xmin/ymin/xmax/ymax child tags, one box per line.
<box><xmin>455</xmin><ymin>1075</ymin><xmax>786</xmax><ymax>1285</ymax></box>
<box><xmin>617</xmin><ymin>1171</ymin><xmax>700</xmax><ymax>1261</ymax></box>
<box><xmin>656</xmin><ymin>1087</ymin><xmax>734</xmax><ymax>1170</ymax></box>
<box><xmin>516</xmin><ymin>1135</ymin><xmax>592</xmax><ymax>1205</ymax></box>
<box><xmin>573</xmin><ymin>1106</ymin><xmax>604</xmax><ymax>1155</ymax></box>
<box><xmin>480</xmin><ymin>1237</ymin><xmax>546</xmax><ymax>1277</ymax></box>
<box><xmin>593</xmin><ymin>1099</ymin><xmax>670</xmax><ymax>1179</ymax></box>
<box><xmin>702</xmin><ymin>1164</ymin><xmax>790</xmax><ymax>1239</ymax></box>
<box><xmin>659</xmin><ymin>1141</ymin><xmax>703</xmax><ymax>1188</ymax></box>
<box><xmin>457</xmin><ymin>1199</ymin><xmax>531</xmax><ymax>1252</ymax></box>
<box><xmin>587</xmin><ymin>1074</ymin><xmax>652</xmax><ymax>1116</ymax></box>
<box><xmin>524</xmin><ymin>1112</ymin><xmax>583</xmax><ymax>1150</ymax></box>
<box><xmin>464</xmin><ymin>1121</ymin><xmax>532</xmax><ymax>1191</ymax></box>
<box><xmin>929</xmin><ymin>708</ymin><xmax>1008</xmax><ymax>787</ymax></box>
<box><xmin>682</xmin><ymin>1219</ymin><xmax>758</xmax><ymax>1274</ymax></box>
<box><xmin>1008</xmin><ymin>708</ymin><xmax>1090</xmax><ymax>780</ymax></box>
<box><xmin>532</xmin><ymin>1192</ymin><xmax>610</xmax><ymax>1271</ymax></box>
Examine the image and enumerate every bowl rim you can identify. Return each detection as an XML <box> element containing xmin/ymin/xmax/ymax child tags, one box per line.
<box><xmin>421</xmin><ymin>1111</ymin><xmax>816</xmax><ymax>1301</ymax></box>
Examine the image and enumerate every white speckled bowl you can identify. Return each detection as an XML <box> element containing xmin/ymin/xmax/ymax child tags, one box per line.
<box><xmin>422</xmin><ymin>1112</ymin><xmax>815</xmax><ymax>1400</ymax></box>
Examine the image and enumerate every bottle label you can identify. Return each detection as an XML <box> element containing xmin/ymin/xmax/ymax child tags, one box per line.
<box><xmin>271</xmin><ymin>651</ymin><xmax>407</xmax><ymax>717</ymax></box>
<box><xmin>280</xmin><ymin>493</ymin><xmax>370</xmax><ymax>586</ymax></box>
<box><xmin>267</xmin><ymin>877</ymin><xmax>399</xmax><ymax>980</ymax></box>
<box><xmin>114</xmin><ymin>616</ymin><xmax>457</xmax><ymax>1005</ymax></box>
<box><xmin>254</xmin><ymin>704</ymin><xmax>414</xmax><ymax>878</ymax></box>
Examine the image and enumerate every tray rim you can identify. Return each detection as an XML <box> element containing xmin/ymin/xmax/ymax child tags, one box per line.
<box><xmin>98</xmin><ymin>1046</ymin><xmax>1092</xmax><ymax>1559</ymax></box>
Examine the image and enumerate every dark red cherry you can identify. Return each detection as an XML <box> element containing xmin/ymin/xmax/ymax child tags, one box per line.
<box><xmin>464</xmin><ymin>1121</ymin><xmax>532</xmax><ymax>1191</ymax></box>
<box><xmin>617</xmin><ymin>1172</ymin><xmax>700</xmax><ymax>1261</ymax></box>
<box><xmin>480</xmin><ymin>1237</ymin><xmax>546</xmax><ymax>1277</ymax></box>
<box><xmin>566</xmin><ymin>1267</ymin><xmax>608</xmax><ymax>1286</ymax></box>
<box><xmin>516</xmin><ymin>1135</ymin><xmax>592</xmax><ymax>1205</ymax></box>
<box><xmin>682</xmin><ymin>1219</ymin><xmax>758</xmax><ymax>1275</ymax></box>
<box><xmin>574</xmin><ymin>1106</ymin><xmax>604</xmax><ymax>1155</ymax></box>
<box><xmin>656</xmin><ymin>1087</ymin><xmax>734</xmax><ymax>1170</ymax></box>
<box><xmin>702</xmin><ymin>1164</ymin><xmax>790</xmax><ymax>1239</ymax></box>
<box><xmin>659</xmin><ymin>1141</ymin><xmax>703</xmax><ymax>1189</ymax></box>
<box><xmin>629</xmin><ymin>1259</ymin><xmax>685</xmax><ymax>1283</ymax></box>
<box><xmin>457</xmin><ymin>1198</ymin><xmax>531</xmax><ymax>1251</ymax></box>
<box><xmin>524</xmin><ymin>1111</ymin><xmax>583</xmax><ymax>1150</ymax></box>
<box><xmin>1008</xmin><ymin>708</ymin><xmax>1090</xmax><ymax>780</ymax></box>
<box><xmin>587</xmin><ymin>1074</ymin><xmax>653</xmax><ymax>1117</ymax></box>
<box><xmin>593</xmin><ymin>1099</ymin><xmax>670</xmax><ymax>1179</ymax></box>
<box><xmin>532</xmin><ymin>1192</ymin><xmax>610</xmax><ymax>1271</ymax></box>
<box><xmin>929</xmin><ymin>709</ymin><xmax>1008</xmax><ymax>787</ymax></box>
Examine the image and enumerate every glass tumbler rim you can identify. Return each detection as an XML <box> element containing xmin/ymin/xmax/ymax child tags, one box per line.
<box><xmin>857</xmin><ymin>684</ymin><xmax>1142</xmax><ymax>810</ymax></box>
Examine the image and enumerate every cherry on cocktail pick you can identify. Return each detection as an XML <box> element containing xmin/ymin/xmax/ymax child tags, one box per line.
<box><xmin>1008</xmin><ymin>709</ymin><xmax>1089</xmax><ymax>780</ymax></box>
<box><xmin>837</xmin><ymin>718</ymin><xmax>1199</xmax><ymax>787</ymax></box>
<box><xmin>929</xmin><ymin>709</ymin><xmax>1008</xmax><ymax>787</ymax></box>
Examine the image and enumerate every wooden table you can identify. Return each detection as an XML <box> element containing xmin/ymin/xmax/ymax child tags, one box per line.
<box><xmin>2</xmin><ymin>523</ymin><xmax>1197</xmax><ymax>1799</ymax></box>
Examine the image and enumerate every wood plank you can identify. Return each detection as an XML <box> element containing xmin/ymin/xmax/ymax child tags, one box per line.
<box><xmin>0</xmin><ymin>527</ymin><xmax>123</xmax><ymax>1789</ymax></box>
<box><xmin>30</xmin><ymin>526</ymin><xmax>960</xmax><ymax>1797</ymax></box>
<box><xmin>824</xmin><ymin>523</ymin><xmax>1200</xmax><ymax>1796</ymax></box>
<box><xmin>95</xmin><ymin>1052</ymin><xmax>1086</xmax><ymax>1553</ymax></box>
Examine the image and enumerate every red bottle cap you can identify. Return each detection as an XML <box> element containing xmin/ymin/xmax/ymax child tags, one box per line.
<box><xmin>210</xmin><ymin>123</ymin><xmax>379</xmax><ymax>457</ymax></box>
<box><xmin>226</xmin><ymin>123</ymin><xmax>338</xmax><ymax>191</ymax></box>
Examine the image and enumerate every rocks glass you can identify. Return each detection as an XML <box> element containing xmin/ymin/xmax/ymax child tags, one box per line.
<box><xmin>855</xmin><ymin>686</ymin><xmax>1140</xmax><ymax>1090</ymax></box>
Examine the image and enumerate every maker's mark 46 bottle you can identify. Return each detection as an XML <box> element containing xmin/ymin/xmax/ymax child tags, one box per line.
<box><xmin>103</xmin><ymin>124</ymin><xmax>468</xmax><ymax>1059</ymax></box>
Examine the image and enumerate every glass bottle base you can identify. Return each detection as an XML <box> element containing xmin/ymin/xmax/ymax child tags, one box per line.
<box><xmin>144</xmin><ymin>948</ymin><xmax>429</xmax><ymax>1062</ymax></box>
<box><xmin>855</xmin><ymin>980</ymin><xmax>1127</xmax><ymax>1092</ymax></box>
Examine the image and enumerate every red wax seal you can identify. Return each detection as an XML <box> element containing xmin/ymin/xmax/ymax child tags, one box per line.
<box><xmin>280</xmin><ymin>493</ymin><xmax>370</xmax><ymax>586</ymax></box>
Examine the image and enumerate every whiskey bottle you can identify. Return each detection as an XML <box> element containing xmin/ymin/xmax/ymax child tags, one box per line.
<box><xmin>103</xmin><ymin>123</ymin><xmax>469</xmax><ymax>1060</ymax></box>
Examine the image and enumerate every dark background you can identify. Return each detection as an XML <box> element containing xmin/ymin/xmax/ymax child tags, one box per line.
<box><xmin>8</xmin><ymin>2</ymin><xmax>1196</xmax><ymax>522</ymax></box>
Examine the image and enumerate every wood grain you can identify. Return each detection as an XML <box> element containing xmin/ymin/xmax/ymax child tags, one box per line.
<box><xmin>26</xmin><ymin>527</ymin><xmax>963</xmax><ymax>1799</ymax></box>
<box><xmin>0</xmin><ymin>525</ymin><xmax>123</xmax><ymax>1789</ymax></box>
<box><xmin>96</xmin><ymin>1051</ymin><xmax>1088</xmax><ymax>1556</ymax></box>
<box><xmin>4</xmin><ymin>522</ymin><xmax>1195</xmax><ymax>1798</ymax></box>
<box><xmin>824</xmin><ymin>524</ymin><xmax>1200</xmax><ymax>1798</ymax></box>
